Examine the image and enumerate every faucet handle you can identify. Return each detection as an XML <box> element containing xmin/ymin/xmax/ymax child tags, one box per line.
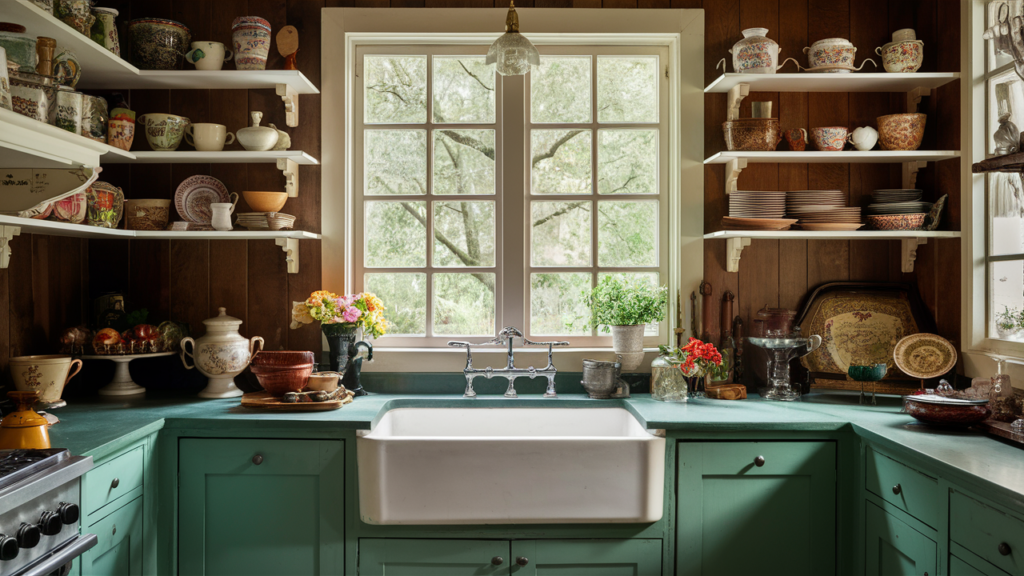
<box><xmin>447</xmin><ymin>341</ymin><xmax>473</xmax><ymax>348</ymax></box>
<box><xmin>497</xmin><ymin>326</ymin><xmax>524</xmax><ymax>343</ymax></box>
<box><xmin>523</xmin><ymin>337</ymin><xmax>571</xmax><ymax>347</ymax></box>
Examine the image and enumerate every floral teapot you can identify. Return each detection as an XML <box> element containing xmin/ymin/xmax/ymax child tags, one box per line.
<box><xmin>181</xmin><ymin>307</ymin><xmax>263</xmax><ymax>399</ymax></box>
<box><xmin>726</xmin><ymin>28</ymin><xmax>799</xmax><ymax>74</ymax></box>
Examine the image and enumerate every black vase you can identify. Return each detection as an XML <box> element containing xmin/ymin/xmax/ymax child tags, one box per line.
<box><xmin>322</xmin><ymin>328</ymin><xmax>372</xmax><ymax>396</ymax></box>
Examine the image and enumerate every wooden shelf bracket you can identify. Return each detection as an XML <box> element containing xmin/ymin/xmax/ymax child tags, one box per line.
<box><xmin>901</xmin><ymin>237</ymin><xmax>927</xmax><ymax>273</ymax></box>
<box><xmin>902</xmin><ymin>160</ymin><xmax>928</xmax><ymax>189</ymax></box>
<box><xmin>277</xmin><ymin>158</ymin><xmax>299</xmax><ymax>197</ymax></box>
<box><xmin>725</xmin><ymin>157</ymin><xmax>748</xmax><ymax>194</ymax></box>
<box><xmin>277</xmin><ymin>84</ymin><xmax>299</xmax><ymax>128</ymax></box>
<box><xmin>0</xmin><ymin>225</ymin><xmax>20</xmax><ymax>269</ymax></box>
<box><xmin>275</xmin><ymin>237</ymin><xmax>300</xmax><ymax>274</ymax></box>
<box><xmin>907</xmin><ymin>87</ymin><xmax>931</xmax><ymax>113</ymax></box>
<box><xmin>727</xmin><ymin>83</ymin><xmax>750</xmax><ymax>121</ymax></box>
<box><xmin>726</xmin><ymin>237</ymin><xmax>751</xmax><ymax>273</ymax></box>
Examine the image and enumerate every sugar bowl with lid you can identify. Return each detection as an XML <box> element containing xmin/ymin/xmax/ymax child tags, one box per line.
<box><xmin>180</xmin><ymin>307</ymin><xmax>264</xmax><ymax>399</ymax></box>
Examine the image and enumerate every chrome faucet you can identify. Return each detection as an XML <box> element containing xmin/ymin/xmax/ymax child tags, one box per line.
<box><xmin>448</xmin><ymin>326</ymin><xmax>569</xmax><ymax>398</ymax></box>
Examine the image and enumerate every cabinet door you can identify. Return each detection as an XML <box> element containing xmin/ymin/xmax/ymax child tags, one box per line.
<box><xmin>178</xmin><ymin>439</ymin><xmax>344</xmax><ymax>576</ymax></box>
<box><xmin>359</xmin><ymin>539</ymin><xmax>510</xmax><ymax>575</ymax></box>
<box><xmin>676</xmin><ymin>441</ymin><xmax>836</xmax><ymax>576</ymax></box>
<box><xmin>80</xmin><ymin>497</ymin><xmax>143</xmax><ymax>576</ymax></box>
<box><xmin>950</xmin><ymin>554</ymin><xmax>1008</xmax><ymax>576</ymax></box>
<box><xmin>865</xmin><ymin>502</ymin><xmax>937</xmax><ymax>576</ymax></box>
<box><xmin>511</xmin><ymin>539</ymin><xmax>661</xmax><ymax>576</ymax></box>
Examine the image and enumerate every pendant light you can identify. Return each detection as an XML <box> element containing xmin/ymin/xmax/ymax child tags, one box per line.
<box><xmin>485</xmin><ymin>0</ymin><xmax>541</xmax><ymax>76</ymax></box>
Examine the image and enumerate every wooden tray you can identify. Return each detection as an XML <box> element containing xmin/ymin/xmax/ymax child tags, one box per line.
<box><xmin>974</xmin><ymin>419</ymin><xmax>1024</xmax><ymax>449</ymax></box>
<box><xmin>240</xmin><ymin>390</ymin><xmax>353</xmax><ymax>411</ymax></box>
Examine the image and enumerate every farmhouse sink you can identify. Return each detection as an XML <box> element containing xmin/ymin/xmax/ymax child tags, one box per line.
<box><xmin>357</xmin><ymin>407</ymin><xmax>665</xmax><ymax>525</ymax></box>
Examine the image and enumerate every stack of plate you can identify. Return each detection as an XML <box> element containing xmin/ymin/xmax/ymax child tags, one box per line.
<box><xmin>786</xmin><ymin>190</ymin><xmax>846</xmax><ymax>216</ymax></box>
<box><xmin>867</xmin><ymin>188</ymin><xmax>932</xmax><ymax>215</ymax></box>
<box><xmin>728</xmin><ymin>191</ymin><xmax>787</xmax><ymax>219</ymax></box>
<box><xmin>872</xmin><ymin>189</ymin><xmax>923</xmax><ymax>203</ymax></box>
<box><xmin>721</xmin><ymin>216</ymin><xmax>798</xmax><ymax>231</ymax></box>
<box><xmin>237</xmin><ymin>212</ymin><xmax>270</xmax><ymax>230</ymax></box>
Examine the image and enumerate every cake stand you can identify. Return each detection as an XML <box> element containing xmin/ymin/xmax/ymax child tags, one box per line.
<box><xmin>748</xmin><ymin>335</ymin><xmax>822</xmax><ymax>401</ymax></box>
<box><xmin>82</xmin><ymin>351</ymin><xmax>176</xmax><ymax>396</ymax></box>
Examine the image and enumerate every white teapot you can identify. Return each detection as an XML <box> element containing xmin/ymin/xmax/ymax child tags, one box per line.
<box><xmin>849</xmin><ymin>126</ymin><xmax>879</xmax><ymax>151</ymax></box>
<box><xmin>181</xmin><ymin>307</ymin><xmax>264</xmax><ymax>398</ymax></box>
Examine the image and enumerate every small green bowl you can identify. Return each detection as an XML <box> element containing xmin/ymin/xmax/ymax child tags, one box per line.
<box><xmin>848</xmin><ymin>364</ymin><xmax>887</xmax><ymax>381</ymax></box>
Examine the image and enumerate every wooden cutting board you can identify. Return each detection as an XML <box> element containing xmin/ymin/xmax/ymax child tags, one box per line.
<box><xmin>240</xmin><ymin>390</ymin><xmax>353</xmax><ymax>411</ymax></box>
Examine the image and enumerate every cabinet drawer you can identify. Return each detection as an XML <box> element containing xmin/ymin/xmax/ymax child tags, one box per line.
<box><xmin>865</xmin><ymin>447</ymin><xmax>940</xmax><ymax>528</ymax></box>
<box><xmin>951</xmin><ymin>492</ymin><xmax>1024</xmax><ymax>575</ymax></box>
<box><xmin>82</xmin><ymin>496</ymin><xmax>143</xmax><ymax>576</ymax></box>
<box><xmin>82</xmin><ymin>446</ymin><xmax>144</xmax><ymax>518</ymax></box>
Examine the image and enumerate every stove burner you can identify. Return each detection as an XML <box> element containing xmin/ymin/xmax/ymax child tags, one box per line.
<box><xmin>0</xmin><ymin>449</ymin><xmax>69</xmax><ymax>492</ymax></box>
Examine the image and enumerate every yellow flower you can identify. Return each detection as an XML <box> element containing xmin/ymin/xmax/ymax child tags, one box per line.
<box><xmin>289</xmin><ymin>301</ymin><xmax>315</xmax><ymax>330</ymax></box>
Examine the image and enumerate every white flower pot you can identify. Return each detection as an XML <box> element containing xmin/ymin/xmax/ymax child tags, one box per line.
<box><xmin>610</xmin><ymin>324</ymin><xmax>645</xmax><ymax>371</ymax></box>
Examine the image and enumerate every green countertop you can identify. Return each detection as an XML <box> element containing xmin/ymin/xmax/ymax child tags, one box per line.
<box><xmin>44</xmin><ymin>392</ymin><xmax>1024</xmax><ymax>507</ymax></box>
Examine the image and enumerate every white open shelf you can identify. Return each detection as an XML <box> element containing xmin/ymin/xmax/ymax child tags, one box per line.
<box><xmin>103</xmin><ymin>151</ymin><xmax>319</xmax><ymax>165</ymax></box>
<box><xmin>704</xmin><ymin>73</ymin><xmax>960</xmax><ymax>93</ymax></box>
<box><xmin>0</xmin><ymin>108</ymin><xmax>135</xmax><ymax>169</ymax></box>
<box><xmin>704</xmin><ymin>151</ymin><xmax>962</xmax><ymax>164</ymax></box>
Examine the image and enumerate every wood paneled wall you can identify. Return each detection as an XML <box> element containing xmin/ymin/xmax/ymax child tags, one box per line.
<box><xmin>0</xmin><ymin>0</ymin><xmax>964</xmax><ymax>390</ymax></box>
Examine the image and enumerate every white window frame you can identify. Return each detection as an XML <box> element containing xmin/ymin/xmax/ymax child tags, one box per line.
<box><xmin>322</xmin><ymin>8</ymin><xmax>704</xmax><ymax>371</ymax></box>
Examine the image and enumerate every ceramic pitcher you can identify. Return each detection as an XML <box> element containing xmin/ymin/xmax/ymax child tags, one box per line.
<box><xmin>181</xmin><ymin>308</ymin><xmax>264</xmax><ymax>399</ymax></box>
<box><xmin>232</xmin><ymin>16</ymin><xmax>271</xmax><ymax>71</ymax></box>
<box><xmin>210</xmin><ymin>197</ymin><xmax>238</xmax><ymax>231</ymax></box>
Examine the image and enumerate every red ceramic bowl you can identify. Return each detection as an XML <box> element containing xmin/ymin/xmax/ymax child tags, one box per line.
<box><xmin>250</xmin><ymin>351</ymin><xmax>315</xmax><ymax>396</ymax></box>
<box><xmin>904</xmin><ymin>396</ymin><xmax>991</xmax><ymax>427</ymax></box>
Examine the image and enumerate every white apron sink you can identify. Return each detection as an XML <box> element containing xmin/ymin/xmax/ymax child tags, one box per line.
<box><xmin>357</xmin><ymin>407</ymin><xmax>665</xmax><ymax>525</ymax></box>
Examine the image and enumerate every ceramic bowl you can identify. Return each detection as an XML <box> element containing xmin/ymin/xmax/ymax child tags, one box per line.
<box><xmin>125</xmin><ymin>199</ymin><xmax>171</xmax><ymax>230</ymax></box>
<box><xmin>847</xmin><ymin>364</ymin><xmax>887</xmax><ymax>381</ymax></box>
<box><xmin>250</xmin><ymin>351</ymin><xmax>315</xmax><ymax>396</ymax></box>
<box><xmin>877</xmin><ymin>113</ymin><xmax>926</xmax><ymax>151</ymax></box>
<box><xmin>722</xmin><ymin>118</ymin><xmax>781</xmax><ymax>151</ymax></box>
<box><xmin>904</xmin><ymin>395</ymin><xmax>991</xmax><ymax>427</ymax></box>
<box><xmin>876</xmin><ymin>40</ymin><xmax>924</xmax><ymax>73</ymax></box>
<box><xmin>866</xmin><ymin>213</ymin><xmax>926</xmax><ymax>231</ymax></box>
<box><xmin>128</xmin><ymin>18</ymin><xmax>192</xmax><ymax>70</ymax></box>
<box><xmin>138</xmin><ymin>113</ymin><xmax>190</xmax><ymax>151</ymax></box>
<box><xmin>805</xmin><ymin>38</ymin><xmax>856</xmax><ymax>69</ymax></box>
<box><xmin>9</xmin><ymin>354</ymin><xmax>82</xmax><ymax>408</ymax></box>
<box><xmin>306</xmin><ymin>371</ymin><xmax>342</xmax><ymax>393</ymax></box>
<box><xmin>243</xmin><ymin>191</ymin><xmax>287</xmax><ymax>213</ymax></box>
<box><xmin>811</xmin><ymin>126</ymin><xmax>849</xmax><ymax>151</ymax></box>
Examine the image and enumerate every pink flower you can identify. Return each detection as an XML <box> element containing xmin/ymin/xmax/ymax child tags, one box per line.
<box><xmin>341</xmin><ymin>306</ymin><xmax>361</xmax><ymax>323</ymax></box>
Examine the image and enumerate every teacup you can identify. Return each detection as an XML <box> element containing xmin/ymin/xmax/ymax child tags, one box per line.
<box><xmin>811</xmin><ymin>126</ymin><xmax>849</xmax><ymax>152</ymax></box>
<box><xmin>10</xmin><ymin>354</ymin><xmax>82</xmax><ymax>409</ymax></box>
<box><xmin>185</xmin><ymin>122</ymin><xmax>236</xmax><ymax>152</ymax></box>
<box><xmin>138</xmin><ymin>113</ymin><xmax>190</xmax><ymax>151</ymax></box>
<box><xmin>185</xmin><ymin>41</ymin><xmax>233</xmax><ymax>71</ymax></box>
<box><xmin>783</xmin><ymin>128</ymin><xmax>807</xmax><ymax>151</ymax></box>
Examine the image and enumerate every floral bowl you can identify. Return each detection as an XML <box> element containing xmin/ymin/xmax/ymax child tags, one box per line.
<box><xmin>723</xmin><ymin>118</ymin><xmax>781</xmax><ymax>151</ymax></box>
<box><xmin>877</xmin><ymin>113</ymin><xmax>926</xmax><ymax>151</ymax></box>
<box><xmin>866</xmin><ymin>213</ymin><xmax>926</xmax><ymax>231</ymax></box>
<box><xmin>876</xmin><ymin>40</ymin><xmax>924</xmax><ymax>73</ymax></box>
<box><xmin>804</xmin><ymin>38</ymin><xmax>856</xmax><ymax>69</ymax></box>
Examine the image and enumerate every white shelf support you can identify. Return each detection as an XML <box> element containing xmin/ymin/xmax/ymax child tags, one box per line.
<box><xmin>727</xmin><ymin>83</ymin><xmax>750</xmax><ymax>121</ymax></box>
<box><xmin>725</xmin><ymin>157</ymin><xmax>748</xmax><ymax>194</ymax></box>
<box><xmin>902</xmin><ymin>160</ymin><xmax>928</xmax><ymax>189</ymax></box>
<box><xmin>0</xmin><ymin>226</ymin><xmax>21</xmax><ymax>269</ymax></box>
<box><xmin>276</xmin><ymin>237</ymin><xmax>300</xmax><ymax>274</ymax></box>
<box><xmin>277</xmin><ymin>84</ymin><xmax>300</xmax><ymax>128</ymax></box>
<box><xmin>907</xmin><ymin>87</ymin><xmax>931</xmax><ymax>113</ymax></box>
<box><xmin>277</xmin><ymin>158</ymin><xmax>299</xmax><ymax>197</ymax></box>
<box><xmin>901</xmin><ymin>237</ymin><xmax>928</xmax><ymax>273</ymax></box>
<box><xmin>726</xmin><ymin>237</ymin><xmax>751</xmax><ymax>273</ymax></box>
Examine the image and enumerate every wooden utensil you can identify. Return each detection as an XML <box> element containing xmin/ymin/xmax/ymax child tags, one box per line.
<box><xmin>277</xmin><ymin>25</ymin><xmax>299</xmax><ymax>70</ymax></box>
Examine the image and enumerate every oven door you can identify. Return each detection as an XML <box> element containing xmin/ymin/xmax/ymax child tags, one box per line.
<box><xmin>13</xmin><ymin>534</ymin><xmax>96</xmax><ymax>576</ymax></box>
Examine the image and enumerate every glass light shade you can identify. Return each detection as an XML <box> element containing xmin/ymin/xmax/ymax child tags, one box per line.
<box><xmin>485</xmin><ymin>1</ymin><xmax>540</xmax><ymax>76</ymax></box>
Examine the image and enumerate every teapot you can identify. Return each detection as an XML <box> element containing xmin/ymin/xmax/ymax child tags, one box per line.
<box><xmin>0</xmin><ymin>391</ymin><xmax>50</xmax><ymax>449</ymax></box>
<box><xmin>181</xmin><ymin>307</ymin><xmax>264</xmax><ymax>399</ymax></box>
<box><xmin>849</xmin><ymin>126</ymin><xmax>879</xmax><ymax>151</ymax></box>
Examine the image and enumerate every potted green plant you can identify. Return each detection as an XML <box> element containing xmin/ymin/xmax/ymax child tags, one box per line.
<box><xmin>580</xmin><ymin>276</ymin><xmax>667</xmax><ymax>370</ymax></box>
<box><xmin>996</xmin><ymin>306</ymin><xmax>1019</xmax><ymax>339</ymax></box>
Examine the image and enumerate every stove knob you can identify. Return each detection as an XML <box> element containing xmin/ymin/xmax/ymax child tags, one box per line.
<box><xmin>16</xmin><ymin>523</ymin><xmax>39</xmax><ymax>549</ymax></box>
<box><xmin>57</xmin><ymin>502</ymin><xmax>79</xmax><ymax>525</ymax></box>
<box><xmin>0</xmin><ymin>535</ymin><xmax>18</xmax><ymax>561</ymax></box>
<box><xmin>38</xmin><ymin>511</ymin><xmax>61</xmax><ymax>536</ymax></box>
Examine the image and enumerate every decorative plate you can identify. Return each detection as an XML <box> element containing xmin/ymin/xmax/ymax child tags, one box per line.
<box><xmin>893</xmin><ymin>333</ymin><xmax>958</xmax><ymax>379</ymax></box>
<box><xmin>174</xmin><ymin>175</ymin><xmax>229</xmax><ymax>224</ymax></box>
<box><xmin>52</xmin><ymin>49</ymin><xmax>82</xmax><ymax>88</ymax></box>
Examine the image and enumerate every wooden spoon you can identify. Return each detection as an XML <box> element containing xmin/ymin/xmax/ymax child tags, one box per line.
<box><xmin>277</xmin><ymin>25</ymin><xmax>299</xmax><ymax>70</ymax></box>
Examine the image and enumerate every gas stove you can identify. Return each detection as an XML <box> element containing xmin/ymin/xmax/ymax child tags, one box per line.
<box><xmin>0</xmin><ymin>449</ymin><xmax>94</xmax><ymax>576</ymax></box>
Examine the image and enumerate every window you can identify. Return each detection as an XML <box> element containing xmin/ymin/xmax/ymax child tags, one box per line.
<box><xmin>352</xmin><ymin>45</ymin><xmax>668</xmax><ymax>347</ymax></box>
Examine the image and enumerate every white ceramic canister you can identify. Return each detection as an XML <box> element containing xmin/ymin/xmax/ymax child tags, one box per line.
<box><xmin>729</xmin><ymin>28</ymin><xmax>780</xmax><ymax>74</ymax></box>
<box><xmin>180</xmin><ymin>307</ymin><xmax>264</xmax><ymax>399</ymax></box>
<box><xmin>90</xmin><ymin>7</ymin><xmax>121</xmax><ymax>56</ymax></box>
<box><xmin>237</xmin><ymin>111</ymin><xmax>278</xmax><ymax>151</ymax></box>
<box><xmin>0</xmin><ymin>47</ymin><xmax>11</xmax><ymax>111</ymax></box>
<box><xmin>55</xmin><ymin>86</ymin><xmax>83</xmax><ymax>134</ymax></box>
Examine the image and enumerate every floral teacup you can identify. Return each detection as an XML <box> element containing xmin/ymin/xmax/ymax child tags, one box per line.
<box><xmin>10</xmin><ymin>354</ymin><xmax>82</xmax><ymax>409</ymax></box>
<box><xmin>811</xmin><ymin>126</ymin><xmax>849</xmax><ymax>152</ymax></box>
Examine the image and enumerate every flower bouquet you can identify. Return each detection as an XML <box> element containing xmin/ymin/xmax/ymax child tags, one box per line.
<box><xmin>657</xmin><ymin>338</ymin><xmax>726</xmax><ymax>398</ymax></box>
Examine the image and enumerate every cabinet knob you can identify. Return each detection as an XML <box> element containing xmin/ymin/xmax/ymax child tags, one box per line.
<box><xmin>252</xmin><ymin>454</ymin><xmax>264</xmax><ymax>466</ymax></box>
<box><xmin>516</xmin><ymin>557</ymin><xmax>529</xmax><ymax>566</ymax></box>
<box><xmin>112</xmin><ymin>524</ymin><xmax>116</xmax><ymax>536</ymax></box>
<box><xmin>110</xmin><ymin>478</ymin><xmax>119</xmax><ymax>490</ymax></box>
<box><xmin>999</xmin><ymin>542</ymin><xmax>1012</xmax><ymax>556</ymax></box>
<box><xmin>491</xmin><ymin>556</ymin><xmax>503</xmax><ymax>566</ymax></box>
<box><xmin>754</xmin><ymin>456</ymin><xmax>765</xmax><ymax>467</ymax></box>
<box><xmin>892</xmin><ymin>484</ymin><xmax>902</xmax><ymax>496</ymax></box>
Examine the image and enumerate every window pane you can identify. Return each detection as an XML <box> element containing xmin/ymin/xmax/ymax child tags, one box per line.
<box><xmin>531</xmin><ymin>56</ymin><xmax>591</xmax><ymax>124</ymax></box>
<box><xmin>991</xmin><ymin>259</ymin><xmax>1024</xmax><ymax>340</ymax></box>
<box><xmin>597</xmin><ymin>56</ymin><xmax>658</xmax><ymax>123</ymax></box>
<box><xmin>365</xmin><ymin>130</ymin><xmax>426</xmax><ymax>196</ymax></box>
<box><xmin>365</xmin><ymin>201</ymin><xmax>426</xmax><ymax>267</ymax></box>
<box><xmin>988</xmin><ymin>70</ymin><xmax>1024</xmax><ymax>156</ymax></box>
<box><xmin>365</xmin><ymin>273</ymin><xmax>427</xmax><ymax>336</ymax></box>
<box><xmin>364</xmin><ymin>55</ymin><xmax>427</xmax><ymax>124</ymax></box>
<box><xmin>991</xmin><ymin>173</ymin><xmax>1024</xmax><ymax>256</ymax></box>
<box><xmin>988</xmin><ymin>2</ymin><xmax>1022</xmax><ymax>71</ymax></box>
<box><xmin>432</xmin><ymin>56</ymin><xmax>495</xmax><ymax>124</ymax></box>
<box><xmin>433</xmin><ymin>273</ymin><xmax>495</xmax><ymax>336</ymax></box>
<box><xmin>530</xmin><ymin>273</ymin><xmax>590</xmax><ymax>336</ymax></box>
<box><xmin>597</xmin><ymin>272</ymin><xmax>661</xmax><ymax>336</ymax></box>
<box><xmin>433</xmin><ymin>130</ymin><xmax>495</xmax><ymax>195</ymax></box>
<box><xmin>597</xmin><ymin>201</ymin><xmax>658</xmax><ymax>266</ymax></box>
<box><xmin>531</xmin><ymin>201</ymin><xmax>592</xmax><ymax>267</ymax></box>
<box><xmin>598</xmin><ymin>129</ymin><xmax>658</xmax><ymax>195</ymax></box>
<box><xmin>433</xmin><ymin>201</ymin><xmax>495</xmax><ymax>267</ymax></box>
<box><xmin>531</xmin><ymin>129</ymin><xmax>592</xmax><ymax>195</ymax></box>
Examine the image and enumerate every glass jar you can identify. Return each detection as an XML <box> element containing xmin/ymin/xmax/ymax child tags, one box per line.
<box><xmin>989</xmin><ymin>356</ymin><xmax>1019</xmax><ymax>422</ymax></box>
<box><xmin>651</xmin><ymin>355</ymin><xmax>688</xmax><ymax>403</ymax></box>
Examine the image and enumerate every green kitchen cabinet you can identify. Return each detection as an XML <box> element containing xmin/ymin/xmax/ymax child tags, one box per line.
<box><xmin>178</xmin><ymin>438</ymin><xmax>344</xmax><ymax>576</ymax></box>
<box><xmin>511</xmin><ymin>539</ymin><xmax>662</xmax><ymax>575</ymax></box>
<box><xmin>676</xmin><ymin>441</ymin><xmax>837</xmax><ymax>576</ymax></box>
<box><xmin>865</xmin><ymin>501</ymin><xmax>937</xmax><ymax>576</ymax></box>
<box><xmin>80</xmin><ymin>497</ymin><xmax>143</xmax><ymax>576</ymax></box>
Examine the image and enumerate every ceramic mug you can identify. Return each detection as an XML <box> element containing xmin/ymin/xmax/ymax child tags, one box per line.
<box><xmin>783</xmin><ymin>128</ymin><xmax>808</xmax><ymax>151</ymax></box>
<box><xmin>811</xmin><ymin>126</ymin><xmax>849</xmax><ymax>152</ymax></box>
<box><xmin>108</xmin><ymin>107</ymin><xmax>135</xmax><ymax>151</ymax></box>
<box><xmin>185</xmin><ymin>41</ymin><xmax>233</xmax><ymax>71</ymax></box>
<box><xmin>184</xmin><ymin>122</ymin><xmax>236</xmax><ymax>152</ymax></box>
<box><xmin>138</xmin><ymin>113</ymin><xmax>190</xmax><ymax>151</ymax></box>
<box><xmin>9</xmin><ymin>354</ymin><xmax>83</xmax><ymax>408</ymax></box>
